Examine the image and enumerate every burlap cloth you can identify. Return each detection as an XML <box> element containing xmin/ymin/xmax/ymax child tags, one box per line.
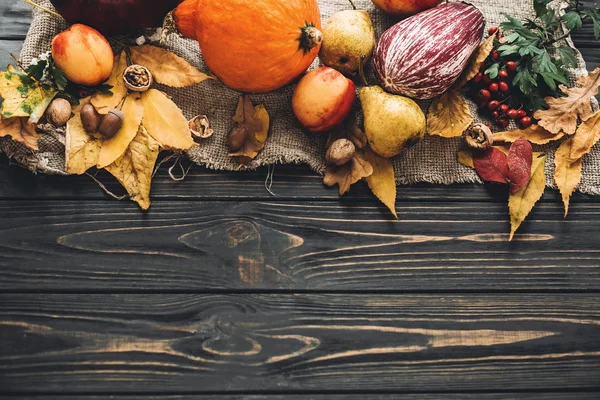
<box><xmin>2</xmin><ymin>0</ymin><xmax>599</xmax><ymax>193</ymax></box>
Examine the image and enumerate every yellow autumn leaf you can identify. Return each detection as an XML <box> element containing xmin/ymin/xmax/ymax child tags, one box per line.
<box><xmin>457</xmin><ymin>150</ymin><xmax>474</xmax><ymax>168</ymax></box>
<box><xmin>570</xmin><ymin>110</ymin><xmax>600</xmax><ymax>161</ymax></box>
<box><xmin>97</xmin><ymin>92</ymin><xmax>144</xmax><ymax>168</ymax></box>
<box><xmin>493</xmin><ymin>125</ymin><xmax>564</xmax><ymax>145</ymax></box>
<box><xmin>427</xmin><ymin>90</ymin><xmax>473</xmax><ymax>138</ymax></box>
<box><xmin>554</xmin><ymin>138</ymin><xmax>583</xmax><ymax>218</ymax></box>
<box><xmin>65</xmin><ymin>99</ymin><xmax>101</xmax><ymax>174</ymax></box>
<box><xmin>129</xmin><ymin>45</ymin><xmax>212</xmax><ymax>88</ymax></box>
<box><xmin>323</xmin><ymin>150</ymin><xmax>374</xmax><ymax>196</ymax></box>
<box><xmin>229</xmin><ymin>100</ymin><xmax>270</xmax><ymax>166</ymax></box>
<box><xmin>91</xmin><ymin>50</ymin><xmax>128</xmax><ymax>115</ymax></box>
<box><xmin>141</xmin><ymin>89</ymin><xmax>195</xmax><ymax>150</ymax></box>
<box><xmin>508</xmin><ymin>153</ymin><xmax>547</xmax><ymax>241</ymax></box>
<box><xmin>0</xmin><ymin>65</ymin><xmax>57</xmax><ymax>122</ymax></box>
<box><xmin>364</xmin><ymin>148</ymin><xmax>397</xmax><ymax>218</ymax></box>
<box><xmin>0</xmin><ymin>116</ymin><xmax>40</xmax><ymax>150</ymax></box>
<box><xmin>455</xmin><ymin>33</ymin><xmax>497</xmax><ymax>88</ymax></box>
<box><xmin>105</xmin><ymin>126</ymin><xmax>161</xmax><ymax>210</ymax></box>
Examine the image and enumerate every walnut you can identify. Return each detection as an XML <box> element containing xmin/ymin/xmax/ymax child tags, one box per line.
<box><xmin>45</xmin><ymin>98</ymin><xmax>72</xmax><ymax>127</ymax></box>
<box><xmin>189</xmin><ymin>115</ymin><xmax>213</xmax><ymax>140</ymax></box>
<box><xmin>123</xmin><ymin>64</ymin><xmax>153</xmax><ymax>92</ymax></box>
<box><xmin>464</xmin><ymin>123</ymin><xmax>494</xmax><ymax>151</ymax></box>
<box><xmin>326</xmin><ymin>138</ymin><xmax>355</xmax><ymax>166</ymax></box>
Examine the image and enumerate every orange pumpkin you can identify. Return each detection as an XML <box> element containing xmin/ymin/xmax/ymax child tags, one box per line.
<box><xmin>174</xmin><ymin>0</ymin><xmax>322</xmax><ymax>93</ymax></box>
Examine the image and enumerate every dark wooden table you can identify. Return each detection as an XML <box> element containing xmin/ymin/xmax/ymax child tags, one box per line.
<box><xmin>1</xmin><ymin>1</ymin><xmax>600</xmax><ymax>398</ymax></box>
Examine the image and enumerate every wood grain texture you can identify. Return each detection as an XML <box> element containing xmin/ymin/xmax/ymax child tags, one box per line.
<box><xmin>1</xmin><ymin>294</ymin><xmax>600</xmax><ymax>393</ymax></box>
<box><xmin>2</xmin><ymin>199</ymin><xmax>600</xmax><ymax>291</ymax></box>
<box><xmin>2</xmin><ymin>158</ymin><xmax>597</xmax><ymax>202</ymax></box>
<box><xmin>5</xmin><ymin>395</ymin><xmax>600</xmax><ymax>400</ymax></box>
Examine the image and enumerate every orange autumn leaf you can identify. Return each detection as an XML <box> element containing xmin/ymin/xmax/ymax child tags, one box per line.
<box><xmin>457</xmin><ymin>150</ymin><xmax>474</xmax><ymax>168</ymax></box>
<box><xmin>554</xmin><ymin>138</ymin><xmax>583</xmax><ymax>218</ymax></box>
<box><xmin>534</xmin><ymin>68</ymin><xmax>600</xmax><ymax>135</ymax></box>
<box><xmin>364</xmin><ymin>148</ymin><xmax>397</xmax><ymax>218</ymax></box>
<box><xmin>508</xmin><ymin>153</ymin><xmax>547</xmax><ymax>241</ymax></box>
<box><xmin>570</xmin><ymin>110</ymin><xmax>600</xmax><ymax>161</ymax></box>
<box><xmin>427</xmin><ymin>89</ymin><xmax>473</xmax><ymax>138</ymax></box>
<box><xmin>0</xmin><ymin>117</ymin><xmax>40</xmax><ymax>150</ymax></box>
<box><xmin>493</xmin><ymin>125</ymin><xmax>565</xmax><ymax>145</ymax></box>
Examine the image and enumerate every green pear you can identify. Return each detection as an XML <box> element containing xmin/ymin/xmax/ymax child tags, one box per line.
<box><xmin>319</xmin><ymin>9</ymin><xmax>376</xmax><ymax>77</ymax></box>
<box><xmin>359</xmin><ymin>86</ymin><xmax>426</xmax><ymax>158</ymax></box>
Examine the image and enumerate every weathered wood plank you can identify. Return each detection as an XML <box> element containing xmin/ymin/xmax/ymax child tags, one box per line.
<box><xmin>0</xmin><ymin>39</ymin><xmax>22</xmax><ymax>68</ymax></box>
<box><xmin>5</xmin><ymin>395</ymin><xmax>600</xmax><ymax>399</ymax></box>
<box><xmin>1</xmin><ymin>158</ymin><xmax>597</xmax><ymax>203</ymax></box>
<box><xmin>0</xmin><ymin>0</ymin><xmax>31</xmax><ymax>40</ymax></box>
<box><xmin>2</xmin><ymin>200</ymin><xmax>600</xmax><ymax>291</ymax></box>
<box><xmin>1</xmin><ymin>294</ymin><xmax>599</xmax><ymax>393</ymax></box>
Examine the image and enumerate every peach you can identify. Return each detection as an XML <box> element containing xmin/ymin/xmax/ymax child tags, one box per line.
<box><xmin>51</xmin><ymin>24</ymin><xmax>114</xmax><ymax>87</ymax></box>
<box><xmin>371</xmin><ymin>0</ymin><xmax>444</xmax><ymax>17</ymax></box>
<box><xmin>292</xmin><ymin>67</ymin><xmax>355</xmax><ymax>133</ymax></box>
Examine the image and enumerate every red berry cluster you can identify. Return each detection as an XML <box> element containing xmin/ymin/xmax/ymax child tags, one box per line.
<box><xmin>467</xmin><ymin>27</ymin><xmax>533</xmax><ymax>130</ymax></box>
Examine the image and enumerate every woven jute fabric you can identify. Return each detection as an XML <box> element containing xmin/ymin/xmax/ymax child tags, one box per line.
<box><xmin>3</xmin><ymin>0</ymin><xmax>599</xmax><ymax>193</ymax></box>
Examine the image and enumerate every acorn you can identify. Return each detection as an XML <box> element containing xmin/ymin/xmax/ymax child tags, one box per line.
<box><xmin>80</xmin><ymin>103</ymin><xmax>102</xmax><ymax>133</ymax></box>
<box><xmin>46</xmin><ymin>98</ymin><xmax>72</xmax><ymax>126</ymax></box>
<box><xmin>98</xmin><ymin>108</ymin><xmax>124</xmax><ymax>138</ymax></box>
<box><xmin>226</xmin><ymin>125</ymin><xmax>249</xmax><ymax>152</ymax></box>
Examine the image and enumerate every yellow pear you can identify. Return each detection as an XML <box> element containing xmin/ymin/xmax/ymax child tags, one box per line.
<box><xmin>359</xmin><ymin>86</ymin><xmax>426</xmax><ymax>158</ymax></box>
<box><xmin>319</xmin><ymin>9</ymin><xmax>376</xmax><ymax>77</ymax></box>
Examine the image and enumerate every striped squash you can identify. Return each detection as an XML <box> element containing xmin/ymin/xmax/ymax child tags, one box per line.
<box><xmin>373</xmin><ymin>2</ymin><xmax>485</xmax><ymax>100</ymax></box>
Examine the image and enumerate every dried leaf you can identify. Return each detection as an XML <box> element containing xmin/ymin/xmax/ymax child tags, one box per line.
<box><xmin>455</xmin><ymin>33</ymin><xmax>497</xmax><ymax>88</ymax></box>
<box><xmin>105</xmin><ymin>125</ymin><xmax>161</xmax><ymax>210</ymax></box>
<box><xmin>129</xmin><ymin>45</ymin><xmax>212</xmax><ymax>88</ymax></box>
<box><xmin>493</xmin><ymin>125</ymin><xmax>565</xmax><ymax>145</ymax></box>
<box><xmin>65</xmin><ymin>99</ymin><xmax>101</xmax><ymax>174</ymax></box>
<box><xmin>554</xmin><ymin>138</ymin><xmax>582</xmax><ymax>217</ymax></box>
<box><xmin>534</xmin><ymin>68</ymin><xmax>600</xmax><ymax>135</ymax></box>
<box><xmin>427</xmin><ymin>90</ymin><xmax>473</xmax><ymax>138</ymax></box>
<box><xmin>91</xmin><ymin>51</ymin><xmax>128</xmax><ymax>114</ymax></box>
<box><xmin>509</xmin><ymin>153</ymin><xmax>547</xmax><ymax>241</ymax></box>
<box><xmin>457</xmin><ymin>150</ymin><xmax>474</xmax><ymax>168</ymax></box>
<box><xmin>507</xmin><ymin>138</ymin><xmax>533</xmax><ymax>194</ymax></box>
<box><xmin>141</xmin><ymin>89</ymin><xmax>195</xmax><ymax>150</ymax></box>
<box><xmin>0</xmin><ymin>117</ymin><xmax>41</xmax><ymax>150</ymax></box>
<box><xmin>228</xmin><ymin>95</ymin><xmax>270</xmax><ymax>166</ymax></box>
<box><xmin>570</xmin><ymin>110</ymin><xmax>600</xmax><ymax>160</ymax></box>
<box><xmin>324</xmin><ymin>150</ymin><xmax>374</xmax><ymax>195</ymax></box>
<box><xmin>0</xmin><ymin>65</ymin><xmax>57</xmax><ymax>122</ymax></box>
<box><xmin>473</xmin><ymin>147</ymin><xmax>509</xmax><ymax>184</ymax></box>
<box><xmin>327</xmin><ymin>112</ymin><xmax>368</xmax><ymax>150</ymax></box>
<box><xmin>97</xmin><ymin>92</ymin><xmax>144</xmax><ymax>168</ymax></box>
<box><xmin>364</xmin><ymin>148</ymin><xmax>397</xmax><ymax>218</ymax></box>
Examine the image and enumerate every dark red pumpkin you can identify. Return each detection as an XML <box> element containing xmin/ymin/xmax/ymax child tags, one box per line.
<box><xmin>49</xmin><ymin>0</ymin><xmax>182</xmax><ymax>36</ymax></box>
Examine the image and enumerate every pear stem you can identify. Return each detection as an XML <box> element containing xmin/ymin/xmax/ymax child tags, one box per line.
<box><xmin>348</xmin><ymin>0</ymin><xmax>357</xmax><ymax>10</ymax></box>
<box><xmin>24</xmin><ymin>0</ymin><xmax>62</xmax><ymax>18</ymax></box>
<box><xmin>358</xmin><ymin>55</ymin><xmax>368</xmax><ymax>86</ymax></box>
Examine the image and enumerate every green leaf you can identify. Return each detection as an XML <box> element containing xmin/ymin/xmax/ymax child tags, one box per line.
<box><xmin>562</xmin><ymin>11</ymin><xmax>583</xmax><ymax>30</ymax></box>
<box><xmin>533</xmin><ymin>0</ymin><xmax>552</xmax><ymax>18</ymax></box>
<box><xmin>557</xmin><ymin>46</ymin><xmax>578</xmax><ymax>68</ymax></box>
<box><xmin>485</xmin><ymin>63</ymin><xmax>500</xmax><ymax>79</ymax></box>
<box><xmin>498</xmin><ymin>44</ymin><xmax>520</xmax><ymax>56</ymax></box>
<box><xmin>25</xmin><ymin>60</ymin><xmax>47</xmax><ymax>81</ymax></box>
<box><xmin>535</xmin><ymin>51</ymin><xmax>558</xmax><ymax>74</ymax></box>
<box><xmin>514</xmin><ymin>67</ymin><xmax>538</xmax><ymax>95</ymax></box>
<box><xmin>51</xmin><ymin>68</ymin><xmax>68</xmax><ymax>92</ymax></box>
<box><xmin>593</xmin><ymin>17</ymin><xmax>600</xmax><ymax>40</ymax></box>
<box><xmin>502</xmin><ymin>32</ymin><xmax>521</xmax><ymax>44</ymax></box>
<box><xmin>519</xmin><ymin>40</ymin><xmax>543</xmax><ymax>56</ymax></box>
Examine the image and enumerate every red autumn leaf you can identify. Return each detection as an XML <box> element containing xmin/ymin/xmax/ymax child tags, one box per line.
<box><xmin>507</xmin><ymin>137</ymin><xmax>533</xmax><ymax>194</ymax></box>
<box><xmin>473</xmin><ymin>148</ymin><xmax>510</xmax><ymax>184</ymax></box>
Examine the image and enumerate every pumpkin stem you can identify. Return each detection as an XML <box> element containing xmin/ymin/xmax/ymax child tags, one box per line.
<box><xmin>298</xmin><ymin>25</ymin><xmax>323</xmax><ymax>54</ymax></box>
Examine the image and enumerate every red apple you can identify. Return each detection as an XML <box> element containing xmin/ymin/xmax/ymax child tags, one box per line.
<box><xmin>371</xmin><ymin>0</ymin><xmax>444</xmax><ymax>17</ymax></box>
<box><xmin>292</xmin><ymin>67</ymin><xmax>356</xmax><ymax>133</ymax></box>
<box><xmin>52</xmin><ymin>24</ymin><xmax>114</xmax><ymax>87</ymax></box>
